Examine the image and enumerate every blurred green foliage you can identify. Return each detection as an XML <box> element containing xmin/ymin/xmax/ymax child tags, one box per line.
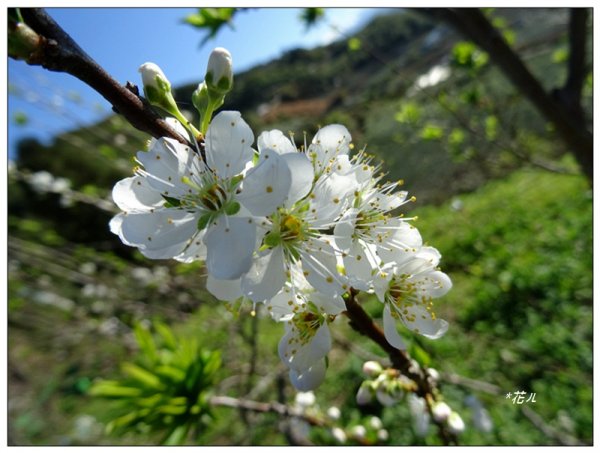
<box><xmin>90</xmin><ymin>322</ymin><xmax>221</xmax><ymax>445</ymax></box>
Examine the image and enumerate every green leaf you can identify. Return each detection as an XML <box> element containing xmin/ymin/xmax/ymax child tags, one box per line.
<box><xmin>163</xmin><ymin>423</ymin><xmax>191</xmax><ymax>446</ymax></box>
<box><xmin>154</xmin><ymin>321</ymin><xmax>177</xmax><ymax>350</ymax></box>
<box><xmin>409</xmin><ymin>342</ymin><xmax>431</xmax><ymax>367</ymax></box>
<box><xmin>224</xmin><ymin>201</ymin><xmax>240</xmax><ymax>216</ymax></box>
<box><xmin>162</xmin><ymin>195</ymin><xmax>181</xmax><ymax>208</ymax></box>
<box><xmin>420</xmin><ymin>124</ymin><xmax>444</xmax><ymax>141</ymax></box>
<box><xmin>156</xmin><ymin>365</ymin><xmax>186</xmax><ymax>382</ymax></box>
<box><xmin>89</xmin><ymin>382</ymin><xmax>143</xmax><ymax>398</ymax></box>
<box><xmin>133</xmin><ymin>323</ymin><xmax>158</xmax><ymax>363</ymax></box>
<box><xmin>121</xmin><ymin>362</ymin><xmax>164</xmax><ymax>390</ymax></box>
<box><xmin>197</xmin><ymin>213</ymin><xmax>213</xmax><ymax>230</ymax></box>
<box><xmin>395</xmin><ymin>102</ymin><xmax>421</xmax><ymax>125</ymax></box>
<box><xmin>12</xmin><ymin>111</ymin><xmax>28</xmax><ymax>126</ymax></box>
<box><xmin>299</xmin><ymin>8</ymin><xmax>325</xmax><ymax>30</ymax></box>
<box><xmin>183</xmin><ymin>8</ymin><xmax>237</xmax><ymax>46</ymax></box>
<box><xmin>485</xmin><ymin>115</ymin><xmax>499</xmax><ymax>141</ymax></box>
<box><xmin>348</xmin><ymin>37</ymin><xmax>362</xmax><ymax>52</ymax></box>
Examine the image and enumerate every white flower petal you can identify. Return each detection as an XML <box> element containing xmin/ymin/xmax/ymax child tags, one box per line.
<box><xmin>280</xmin><ymin>152</ymin><xmax>314</xmax><ymax>207</ymax></box>
<box><xmin>344</xmin><ymin>241</ymin><xmax>378</xmax><ymax>286</ymax></box>
<box><xmin>205</xmin><ymin>111</ymin><xmax>254</xmax><ymax>178</ymax></box>
<box><xmin>312</xmin><ymin>124</ymin><xmax>352</xmax><ymax>155</ymax></box>
<box><xmin>333</xmin><ymin>208</ymin><xmax>359</xmax><ymax>252</ymax></box>
<box><xmin>279</xmin><ymin>321</ymin><xmax>332</xmax><ymax>371</ymax></box>
<box><xmin>136</xmin><ymin>137</ymin><xmax>200</xmax><ymax>198</ymax></box>
<box><xmin>173</xmin><ymin>230</ymin><xmax>207</xmax><ymax>263</ymax></box>
<box><xmin>257</xmin><ymin>129</ymin><xmax>297</xmax><ymax>155</ymax></box>
<box><xmin>289</xmin><ymin>360</ymin><xmax>327</xmax><ymax>391</ymax></box>
<box><xmin>112</xmin><ymin>176</ymin><xmax>164</xmax><ymax>212</ymax></box>
<box><xmin>241</xmin><ymin>246</ymin><xmax>287</xmax><ymax>302</ymax></box>
<box><xmin>417</xmin><ymin>270</ymin><xmax>452</xmax><ymax>298</ymax></box>
<box><xmin>237</xmin><ymin>152</ymin><xmax>291</xmax><ymax>216</ymax></box>
<box><xmin>401</xmin><ymin>304</ymin><xmax>449</xmax><ymax>340</ymax></box>
<box><xmin>309</xmin><ymin>172</ymin><xmax>356</xmax><ymax>227</ymax></box>
<box><xmin>374</xmin><ymin>190</ymin><xmax>409</xmax><ymax>212</ymax></box>
<box><xmin>383</xmin><ymin>305</ymin><xmax>407</xmax><ymax>350</ymax></box>
<box><xmin>204</xmin><ymin>216</ymin><xmax>256</xmax><ymax>279</ymax></box>
<box><xmin>206</xmin><ymin>275</ymin><xmax>243</xmax><ymax>301</ymax></box>
<box><xmin>299</xmin><ymin>242</ymin><xmax>345</xmax><ymax>296</ymax></box>
<box><xmin>268</xmin><ymin>286</ymin><xmax>299</xmax><ymax>321</ymax></box>
<box><xmin>377</xmin><ymin>221</ymin><xmax>422</xmax><ymax>266</ymax></box>
<box><xmin>116</xmin><ymin>209</ymin><xmax>199</xmax><ymax>259</ymax></box>
<box><xmin>310</xmin><ymin>292</ymin><xmax>346</xmax><ymax>316</ymax></box>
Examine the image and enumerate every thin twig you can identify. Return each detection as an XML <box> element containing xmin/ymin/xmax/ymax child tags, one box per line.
<box><xmin>209</xmin><ymin>395</ymin><xmax>326</xmax><ymax>428</ymax></box>
<box><xmin>521</xmin><ymin>405</ymin><xmax>586</xmax><ymax>446</ymax></box>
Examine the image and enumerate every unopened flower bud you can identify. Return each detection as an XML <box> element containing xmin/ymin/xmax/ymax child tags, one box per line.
<box><xmin>139</xmin><ymin>62</ymin><xmax>178</xmax><ymax>113</ymax></box>
<box><xmin>432</xmin><ymin>401</ymin><xmax>452</xmax><ymax>422</ymax></box>
<box><xmin>447</xmin><ymin>411</ymin><xmax>465</xmax><ymax>435</ymax></box>
<box><xmin>331</xmin><ymin>427</ymin><xmax>347</xmax><ymax>443</ymax></box>
<box><xmin>8</xmin><ymin>22</ymin><xmax>42</xmax><ymax>60</ymax></box>
<box><xmin>362</xmin><ymin>360</ymin><xmax>383</xmax><ymax>377</ymax></box>
<box><xmin>376</xmin><ymin>387</ymin><xmax>400</xmax><ymax>407</ymax></box>
<box><xmin>327</xmin><ymin>406</ymin><xmax>341</xmax><ymax>420</ymax></box>
<box><xmin>350</xmin><ymin>425</ymin><xmax>367</xmax><ymax>440</ymax></box>
<box><xmin>377</xmin><ymin>429</ymin><xmax>389</xmax><ymax>441</ymax></box>
<box><xmin>192</xmin><ymin>81</ymin><xmax>209</xmax><ymax>116</ymax></box>
<box><xmin>205</xmin><ymin>47</ymin><xmax>233</xmax><ymax>95</ymax></box>
<box><xmin>356</xmin><ymin>383</ymin><xmax>373</xmax><ymax>405</ymax></box>
<box><xmin>368</xmin><ymin>416</ymin><xmax>383</xmax><ymax>430</ymax></box>
<box><xmin>427</xmin><ymin>367</ymin><xmax>440</xmax><ymax>383</ymax></box>
<box><xmin>295</xmin><ymin>391</ymin><xmax>316</xmax><ymax>408</ymax></box>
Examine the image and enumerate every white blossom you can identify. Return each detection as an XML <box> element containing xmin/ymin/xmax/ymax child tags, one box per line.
<box><xmin>110</xmin><ymin>111</ymin><xmax>291</xmax><ymax>280</ymax></box>
<box><xmin>374</xmin><ymin>246</ymin><xmax>451</xmax><ymax>349</ymax></box>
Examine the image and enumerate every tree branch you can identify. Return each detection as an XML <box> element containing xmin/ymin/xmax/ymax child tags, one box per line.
<box><xmin>424</xmin><ymin>8</ymin><xmax>592</xmax><ymax>184</ymax></box>
<box><xmin>343</xmin><ymin>288</ymin><xmax>457</xmax><ymax>445</ymax></box>
<box><xmin>555</xmin><ymin>9</ymin><xmax>589</xmax><ymax>125</ymax></box>
<box><xmin>16</xmin><ymin>8</ymin><xmax>191</xmax><ymax>147</ymax></box>
<box><xmin>209</xmin><ymin>395</ymin><xmax>327</xmax><ymax>428</ymax></box>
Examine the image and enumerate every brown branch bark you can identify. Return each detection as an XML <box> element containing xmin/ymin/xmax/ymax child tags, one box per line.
<box><xmin>424</xmin><ymin>8</ymin><xmax>592</xmax><ymax>184</ymax></box>
<box><xmin>16</xmin><ymin>8</ymin><xmax>191</xmax><ymax>147</ymax></box>
<box><xmin>343</xmin><ymin>288</ymin><xmax>458</xmax><ymax>445</ymax></box>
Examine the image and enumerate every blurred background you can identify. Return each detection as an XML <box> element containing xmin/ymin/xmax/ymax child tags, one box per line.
<box><xmin>7</xmin><ymin>7</ymin><xmax>593</xmax><ymax>445</ymax></box>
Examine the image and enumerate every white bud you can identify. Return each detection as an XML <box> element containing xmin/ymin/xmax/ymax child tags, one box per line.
<box><xmin>427</xmin><ymin>367</ymin><xmax>440</xmax><ymax>383</ymax></box>
<box><xmin>447</xmin><ymin>411</ymin><xmax>465</xmax><ymax>435</ymax></box>
<box><xmin>356</xmin><ymin>383</ymin><xmax>373</xmax><ymax>406</ymax></box>
<box><xmin>295</xmin><ymin>391</ymin><xmax>316</xmax><ymax>408</ymax></box>
<box><xmin>432</xmin><ymin>401</ymin><xmax>452</xmax><ymax>423</ymax></box>
<box><xmin>368</xmin><ymin>416</ymin><xmax>383</xmax><ymax>430</ymax></box>
<box><xmin>138</xmin><ymin>62</ymin><xmax>181</xmax><ymax>116</ymax></box>
<box><xmin>408</xmin><ymin>394</ymin><xmax>430</xmax><ymax>438</ymax></box>
<box><xmin>362</xmin><ymin>360</ymin><xmax>383</xmax><ymax>377</ymax></box>
<box><xmin>327</xmin><ymin>406</ymin><xmax>341</xmax><ymax>420</ymax></box>
<box><xmin>331</xmin><ymin>427</ymin><xmax>347</xmax><ymax>443</ymax></box>
<box><xmin>350</xmin><ymin>425</ymin><xmax>367</xmax><ymax>440</ymax></box>
<box><xmin>376</xmin><ymin>387</ymin><xmax>399</xmax><ymax>407</ymax></box>
<box><xmin>377</xmin><ymin>429</ymin><xmax>389</xmax><ymax>441</ymax></box>
<box><xmin>206</xmin><ymin>47</ymin><xmax>233</xmax><ymax>93</ymax></box>
<box><xmin>139</xmin><ymin>62</ymin><xmax>170</xmax><ymax>92</ymax></box>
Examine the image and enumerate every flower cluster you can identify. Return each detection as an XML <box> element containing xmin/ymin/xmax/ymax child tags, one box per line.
<box><xmin>110</xmin><ymin>48</ymin><xmax>452</xmax><ymax>391</ymax></box>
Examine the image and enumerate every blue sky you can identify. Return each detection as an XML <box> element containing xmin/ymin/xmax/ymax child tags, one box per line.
<box><xmin>8</xmin><ymin>7</ymin><xmax>382</xmax><ymax>158</ymax></box>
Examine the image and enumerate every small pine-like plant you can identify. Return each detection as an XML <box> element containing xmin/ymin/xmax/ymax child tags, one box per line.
<box><xmin>89</xmin><ymin>321</ymin><xmax>221</xmax><ymax>445</ymax></box>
